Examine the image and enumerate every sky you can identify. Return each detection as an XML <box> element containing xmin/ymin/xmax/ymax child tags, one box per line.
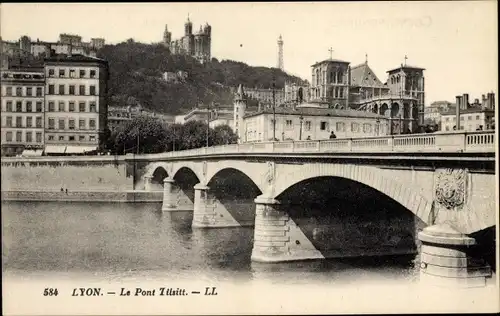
<box><xmin>1</xmin><ymin>2</ymin><xmax>497</xmax><ymax>105</ymax></box>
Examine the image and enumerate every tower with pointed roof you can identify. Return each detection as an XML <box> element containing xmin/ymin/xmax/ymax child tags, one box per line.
<box><xmin>277</xmin><ymin>35</ymin><xmax>284</xmax><ymax>71</ymax></box>
<box><xmin>233</xmin><ymin>84</ymin><xmax>247</xmax><ymax>143</ymax></box>
<box><xmin>163</xmin><ymin>25</ymin><xmax>171</xmax><ymax>49</ymax></box>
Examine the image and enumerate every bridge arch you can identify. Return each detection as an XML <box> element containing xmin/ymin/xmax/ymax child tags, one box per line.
<box><xmin>205</xmin><ymin>161</ymin><xmax>269</xmax><ymax>193</ymax></box>
<box><xmin>272</xmin><ymin>163</ymin><xmax>434</xmax><ymax>225</ymax></box>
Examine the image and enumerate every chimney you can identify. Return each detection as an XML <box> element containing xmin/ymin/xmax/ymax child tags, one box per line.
<box><xmin>482</xmin><ymin>94</ymin><xmax>486</xmax><ymax>107</ymax></box>
<box><xmin>455</xmin><ymin>96</ymin><xmax>462</xmax><ymax>130</ymax></box>
<box><xmin>487</xmin><ymin>92</ymin><xmax>495</xmax><ymax>109</ymax></box>
<box><xmin>462</xmin><ymin>93</ymin><xmax>469</xmax><ymax>109</ymax></box>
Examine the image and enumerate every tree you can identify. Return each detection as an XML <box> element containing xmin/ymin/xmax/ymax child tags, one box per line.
<box><xmin>113</xmin><ymin>115</ymin><xmax>169</xmax><ymax>154</ymax></box>
<box><xmin>213</xmin><ymin>124</ymin><xmax>238</xmax><ymax>145</ymax></box>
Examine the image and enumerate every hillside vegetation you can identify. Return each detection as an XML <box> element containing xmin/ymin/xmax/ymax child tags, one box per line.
<box><xmin>97</xmin><ymin>39</ymin><xmax>307</xmax><ymax>114</ymax></box>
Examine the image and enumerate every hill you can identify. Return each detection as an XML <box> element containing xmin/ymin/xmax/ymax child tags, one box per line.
<box><xmin>96</xmin><ymin>39</ymin><xmax>307</xmax><ymax>114</ymax></box>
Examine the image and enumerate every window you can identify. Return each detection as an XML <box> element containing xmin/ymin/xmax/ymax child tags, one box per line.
<box><xmin>26</xmin><ymin>132</ymin><xmax>32</xmax><ymax>143</ymax></box>
<box><xmin>69</xmin><ymin>136</ymin><xmax>75</xmax><ymax>141</ymax></box>
<box><xmin>16</xmin><ymin>87</ymin><xmax>22</xmax><ymax>96</ymax></box>
<box><xmin>79</xmin><ymin>69</ymin><xmax>86</xmax><ymax>78</ymax></box>
<box><xmin>6</xmin><ymin>116</ymin><xmax>12</xmax><ymax>127</ymax></box>
<box><xmin>79</xmin><ymin>135</ymin><xmax>85</xmax><ymax>141</ymax></box>
<box><xmin>16</xmin><ymin>117</ymin><xmax>22</xmax><ymax>127</ymax></box>
<box><xmin>59</xmin><ymin>69</ymin><xmax>65</xmax><ymax>77</ymax></box>
<box><xmin>79</xmin><ymin>119</ymin><xmax>85</xmax><ymax>129</ymax></box>
<box><xmin>460</xmin><ymin>116</ymin><xmax>464</xmax><ymax>121</ymax></box>
<box><xmin>36</xmin><ymin>132</ymin><xmax>42</xmax><ymax>143</ymax></box>
<box><xmin>6</xmin><ymin>132</ymin><xmax>12</xmax><ymax>142</ymax></box>
<box><xmin>320</xmin><ymin>121</ymin><xmax>328</xmax><ymax>131</ymax></box>
<box><xmin>48</xmin><ymin>69</ymin><xmax>55</xmax><ymax>77</ymax></box>
<box><xmin>363</xmin><ymin>123</ymin><xmax>372</xmax><ymax>133</ymax></box>
<box><xmin>89</xmin><ymin>119</ymin><xmax>96</xmax><ymax>129</ymax></box>
<box><xmin>90</xmin><ymin>85</ymin><xmax>96</xmax><ymax>95</ymax></box>
<box><xmin>26</xmin><ymin>87</ymin><xmax>33</xmax><ymax>96</ymax></box>
<box><xmin>89</xmin><ymin>135</ymin><xmax>96</xmax><ymax>142</ymax></box>
<box><xmin>48</xmin><ymin>84</ymin><xmax>54</xmax><ymax>94</ymax></box>
<box><xmin>59</xmin><ymin>101</ymin><xmax>65</xmax><ymax>112</ymax></box>
<box><xmin>69</xmin><ymin>85</ymin><xmax>75</xmax><ymax>95</ymax></box>
<box><xmin>89</xmin><ymin>102</ymin><xmax>96</xmax><ymax>112</ymax></box>
<box><xmin>69</xmin><ymin>102</ymin><xmax>75</xmax><ymax>112</ymax></box>
<box><xmin>36</xmin><ymin>117</ymin><xmax>42</xmax><ymax>128</ymax></box>
<box><xmin>48</xmin><ymin>135</ymin><xmax>54</xmax><ymax>141</ymax></box>
<box><xmin>16</xmin><ymin>131</ymin><xmax>22</xmax><ymax>142</ymax></box>
<box><xmin>351</xmin><ymin>122</ymin><xmax>360</xmax><ymax>132</ymax></box>
<box><xmin>285</xmin><ymin>119</ymin><xmax>293</xmax><ymax>129</ymax></box>
<box><xmin>59</xmin><ymin>119</ymin><xmax>65</xmax><ymax>130</ymax></box>
<box><xmin>36</xmin><ymin>87</ymin><xmax>43</xmax><ymax>96</ymax></box>
<box><xmin>36</xmin><ymin>102</ymin><xmax>42</xmax><ymax>112</ymax></box>
<box><xmin>59</xmin><ymin>135</ymin><xmax>65</xmax><ymax>141</ymax></box>
<box><xmin>16</xmin><ymin>101</ymin><xmax>22</xmax><ymax>112</ymax></box>
<box><xmin>6</xmin><ymin>87</ymin><xmax>12</xmax><ymax>96</ymax></box>
<box><xmin>48</xmin><ymin>118</ymin><xmax>55</xmax><ymax>129</ymax></box>
<box><xmin>336</xmin><ymin>122</ymin><xmax>345</xmax><ymax>132</ymax></box>
<box><xmin>49</xmin><ymin>101</ymin><xmax>55</xmax><ymax>112</ymax></box>
<box><xmin>79</xmin><ymin>102</ymin><xmax>86</xmax><ymax>112</ymax></box>
<box><xmin>58</xmin><ymin>85</ymin><xmax>65</xmax><ymax>95</ymax></box>
<box><xmin>26</xmin><ymin>117</ymin><xmax>33</xmax><ymax>127</ymax></box>
<box><xmin>69</xmin><ymin>69</ymin><xmax>76</xmax><ymax>78</ymax></box>
<box><xmin>69</xmin><ymin>119</ymin><xmax>75</xmax><ymax>130</ymax></box>
<box><xmin>26</xmin><ymin>101</ymin><xmax>32</xmax><ymax>112</ymax></box>
<box><xmin>467</xmin><ymin>115</ymin><xmax>472</xmax><ymax>120</ymax></box>
<box><xmin>79</xmin><ymin>85</ymin><xmax>85</xmax><ymax>95</ymax></box>
<box><xmin>90</xmin><ymin>70</ymin><xmax>96</xmax><ymax>78</ymax></box>
<box><xmin>476</xmin><ymin>115</ymin><xmax>480</xmax><ymax>120</ymax></box>
<box><xmin>445</xmin><ymin>117</ymin><xmax>449</xmax><ymax>122</ymax></box>
<box><xmin>6</xmin><ymin>101</ymin><xmax>12</xmax><ymax>112</ymax></box>
<box><xmin>305</xmin><ymin>121</ymin><xmax>311</xmax><ymax>131</ymax></box>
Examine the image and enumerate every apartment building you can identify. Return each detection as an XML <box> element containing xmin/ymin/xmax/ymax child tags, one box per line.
<box><xmin>44</xmin><ymin>55</ymin><xmax>109</xmax><ymax>154</ymax></box>
<box><xmin>1</xmin><ymin>67</ymin><xmax>45</xmax><ymax>156</ymax></box>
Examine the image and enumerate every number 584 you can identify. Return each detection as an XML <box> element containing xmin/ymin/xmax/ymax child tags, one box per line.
<box><xmin>43</xmin><ymin>288</ymin><xmax>59</xmax><ymax>296</ymax></box>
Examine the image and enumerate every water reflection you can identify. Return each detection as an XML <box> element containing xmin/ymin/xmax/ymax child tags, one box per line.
<box><xmin>3</xmin><ymin>201</ymin><xmax>418</xmax><ymax>285</ymax></box>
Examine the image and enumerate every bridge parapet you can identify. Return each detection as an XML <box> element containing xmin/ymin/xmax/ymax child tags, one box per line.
<box><xmin>135</xmin><ymin>131</ymin><xmax>495</xmax><ymax>160</ymax></box>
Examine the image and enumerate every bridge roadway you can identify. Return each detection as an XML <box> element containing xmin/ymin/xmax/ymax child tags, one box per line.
<box><xmin>2</xmin><ymin>131</ymin><xmax>496</xmax><ymax>287</ymax></box>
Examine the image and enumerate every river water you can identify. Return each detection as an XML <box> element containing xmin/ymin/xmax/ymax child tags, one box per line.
<box><xmin>2</xmin><ymin>201</ymin><xmax>498</xmax><ymax>314</ymax></box>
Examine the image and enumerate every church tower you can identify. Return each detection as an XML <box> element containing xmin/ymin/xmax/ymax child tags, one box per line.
<box><xmin>277</xmin><ymin>35</ymin><xmax>284</xmax><ymax>71</ymax></box>
<box><xmin>163</xmin><ymin>25</ymin><xmax>171</xmax><ymax>49</ymax></box>
<box><xmin>233</xmin><ymin>84</ymin><xmax>247</xmax><ymax>143</ymax></box>
<box><xmin>185</xmin><ymin>15</ymin><xmax>193</xmax><ymax>35</ymax></box>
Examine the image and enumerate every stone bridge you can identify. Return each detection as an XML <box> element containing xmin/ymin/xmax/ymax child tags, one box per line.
<box><xmin>2</xmin><ymin>131</ymin><xmax>496</xmax><ymax>286</ymax></box>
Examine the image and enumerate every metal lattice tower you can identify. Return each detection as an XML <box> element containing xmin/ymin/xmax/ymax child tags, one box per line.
<box><xmin>277</xmin><ymin>35</ymin><xmax>284</xmax><ymax>71</ymax></box>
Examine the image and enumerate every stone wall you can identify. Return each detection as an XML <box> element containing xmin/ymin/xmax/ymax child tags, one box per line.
<box><xmin>1</xmin><ymin>160</ymin><xmax>133</xmax><ymax>192</ymax></box>
<box><xmin>1</xmin><ymin>190</ymin><xmax>162</xmax><ymax>203</ymax></box>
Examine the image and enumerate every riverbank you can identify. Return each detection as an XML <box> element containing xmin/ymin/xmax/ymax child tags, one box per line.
<box><xmin>0</xmin><ymin>190</ymin><xmax>163</xmax><ymax>203</ymax></box>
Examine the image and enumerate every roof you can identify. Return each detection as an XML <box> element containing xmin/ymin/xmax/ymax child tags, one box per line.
<box><xmin>44</xmin><ymin>54</ymin><xmax>107</xmax><ymax>65</ymax></box>
<box><xmin>311</xmin><ymin>59</ymin><xmax>350</xmax><ymax>67</ymax></box>
<box><xmin>244</xmin><ymin>104</ymin><xmax>386</xmax><ymax>119</ymax></box>
<box><xmin>387</xmin><ymin>64</ymin><xmax>426</xmax><ymax>73</ymax></box>
<box><xmin>441</xmin><ymin>107</ymin><xmax>495</xmax><ymax>116</ymax></box>
<box><xmin>350</xmin><ymin>62</ymin><xmax>385</xmax><ymax>88</ymax></box>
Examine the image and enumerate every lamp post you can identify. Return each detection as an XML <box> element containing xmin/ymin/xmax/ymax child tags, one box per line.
<box><xmin>272</xmin><ymin>76</ymin><xmax>276</xmax><ymax>141</ymax></box>
<box><xmin>376</xmin><ymin>118</ymin><xmax>380</xmax><ymax>136</ymax></box>
<box><xmin>206</xmin><ymin>102</ymin><xmax>210</xmax><ymax>148</ymax></box>
<box><xmin>299</xmin><ymin>115</ymin><xmax>304</xmax><ymax>140</ymax></box>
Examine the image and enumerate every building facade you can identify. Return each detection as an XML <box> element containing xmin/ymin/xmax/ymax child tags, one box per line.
<box><xmin>1</xmin><ymin>34</ymin><xmax>104</xmax><ymax>61</ymax></box>
<box><xmin>244</xmin><ymin>87</ymin><xmax>286</xmax><ymax>107</ymax></box>
<box><xmin>243</xmin><ymin>106</ymin><xmax>389</xmax><ymax>142</ymax></box>
<box><xmin>1</xmin><ymin>68</ymin><xmax>45</xmax><ymax>156</ymax></box>
<box><xmin>440</xmin><ymin>92</ymin><xmax>496</xmax><ymax>132</ymax></box>
<box><xmin>44</xmin><ymin>55</ymin><xmax>109</xmax><ymax>155</ymax></box>
<box><xmin>164</xmin><ymin>17</ymin><xmax>212</xmax><ymax>64</ymax></box>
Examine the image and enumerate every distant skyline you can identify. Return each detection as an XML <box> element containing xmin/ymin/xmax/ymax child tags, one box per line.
<box><xmin>1</xmin><ymin>2</ymin><xmax>497</xmax><ymax>104</ymax></box>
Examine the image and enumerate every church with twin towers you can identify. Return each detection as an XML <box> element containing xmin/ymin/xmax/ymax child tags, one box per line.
<box><xmin>162</xmin><ymin>15</ymin><xmax>212</xmax><ymax>64</ymax></box>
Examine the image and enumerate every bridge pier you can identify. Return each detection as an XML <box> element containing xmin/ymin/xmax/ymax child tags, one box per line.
<box><xmin>144</xmin><ymin>176</ymin><xmax>153</xmax><ymax>191</ymax></box>
<box><xmin>251</xmin><ymin>195</ymin><xmax>324</xmax><ymax>263</ymax></box>
<box><xmin>162</xmin><ymin>178</ymin><xmax>194</xmax><ymax>212</ymax></box>
<box><xmin>418</xmin><ymin>224</ymin><xmax>491</xmax><ymax>288</ymax></box>
<box><xmin>192</xmin><ymin>183</ymin><xmax>243</xmax><ymax>228</ymax></box>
